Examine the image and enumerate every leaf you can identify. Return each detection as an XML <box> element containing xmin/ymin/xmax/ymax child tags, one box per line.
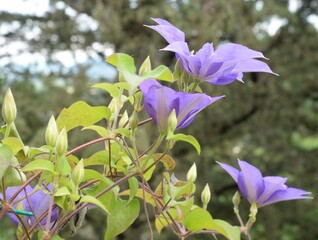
<box><xmin>56</xmin><ymin>101</ymin><xmax>110</xmax><ymax>132</ymax></box>
<box><xmin>141</xmin><ymin>65</ymin><xmax>174</xmax><ymax>82</ymax></box>
<box><xmin>83</xmin><ymin>150</ymin><xmax>109</xmax><ymax>166</ymax></box>
<box><xmin>22</xmin><ymin>159</ymin><xmax>55</xmax><ymax>173</ymax></box>
<box><xmin>81</xmin><ymin>125</ymin><xmax>108</xmax><ymax>137</ymax></box>
<box><xmin>55</xmin><ymin>156</ymin><xmax>71</xmax><ymax>176</ymax></box>
<box><xmin>55</xmin><ymin>186</ymin><xmax>71</xmax><ymax>196</ymax></box>
<box><xmin>184</xmin><ymin>208</ymin><xmax>225</xmax><ymax>234</ymax></box>
<box><xmin>127</xmin><ymin>177</ymin><xmax>138</xmax><ymax>204</ymax></box>
<box><xmin>2</xmin><ymin>137</ymin><xmax>23</xmax><ymax>154</ymax></box>
<box><xmin>0</xmin><ymin>145</ymin><xmax>13</xmax><ymax>179</ymax></box>
<box><xmin>120</xmin><ymin>188</ymin><xmax>156</xmax><ymax>206</ymax></box>
<box><xmin>214</xmin><ymin>219</ymin><xmax>241</xmax><ymax>240</ymax></box>
<box><xmin>153</xmin><ymin>153</ymin><xmax>175</xmax><ymax>170</ymax></box>
<box><xmin>167</xmin><ymin>133</ymin><xmax>201</xmax><ymax>154</ymax></box>
<box><xmin>106</xmin><ymin>53</ymin><xmax>136</xmax><ymax>74</ymax></box>
<box><xmin>104</xmin><ymin>198</ymin><xmax>140</xmax><ymax>240</ymax></box>
<box><xmin>92</xmin><ymin>83</ymin><xmax>121</xmax><ymax>98</ymax></box>
<box><xmin>80</xmin><ymin>195</ymin><xmax>109</xmax><ymax>214</ymax></box>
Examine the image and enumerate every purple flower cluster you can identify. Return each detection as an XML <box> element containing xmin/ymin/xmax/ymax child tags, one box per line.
<box><xmin>146</xmin><ymin>18</ymin><xmax>276</xmax><ymax>85</ymax></box>
<box><xmin>217</xmin><ymin>160</ymin><xmax>311</xmax><ymax>208</ymax></box>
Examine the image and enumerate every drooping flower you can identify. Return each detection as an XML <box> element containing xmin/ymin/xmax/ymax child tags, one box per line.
<box><xmin>0</xmin><ymin>184</ymin><xmax>58</xmax><ymax>228</ymax></box>
<box><xmin>139</xmin><ymin>79</ymin><xmax>223</xmax><ymax>132</ymax></box>
<box><xmin>217</xmin><ymin>159</ymin><xmax>312</xmax><ymax>208</ymax></box>
<box><xmin>146</xmin><ymin>18</ymin><xmax>276</xmax><ymax>85</ymax></box>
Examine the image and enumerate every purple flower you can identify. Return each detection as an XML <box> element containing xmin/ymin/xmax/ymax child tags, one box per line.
<box><xmin>139</xmin><ymin>79</ymin><xmax>223</xmax><ymax>131</ymax></box>
<box><xmin>0</xmin><ymin>184</ymin><xmax>58</xmax><ymax>228</ymax></box>
<box><xmin>146</xmin><ymin>18</ymin><xmax>276</xmax><ymax>85</ymax></box>
<box><xmin>217</xmin><ymin>159</ymin><xmax>312</xmax><ymax>208</ymax></box>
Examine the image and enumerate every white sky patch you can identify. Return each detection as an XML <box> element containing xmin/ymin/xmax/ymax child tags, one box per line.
<box><xmin>288</xmin><ymin>0</ymin><xmax>301</xmax><ymax>13</ymax></box>
<box><xmin>0</xmin><ymin>0</ymin><xmax>50</xmax><ymax>16</ymax></box>
<box><xmin>254</xmin><ymin>16</ymin><xmax>288</xmax><ymax>37</ymax></box>
<box><xmin>308</xmin><ymin>14</ymin><xmax>318</xmax><ymax>30</ymax></box>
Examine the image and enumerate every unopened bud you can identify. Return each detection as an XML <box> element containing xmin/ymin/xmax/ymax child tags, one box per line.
<box><xmin>232</xmin><ymin>191</ymin><xmax>241</xmax><ymax>213</ymax></box>
<box><xmin>186</xmin><ymin>163</ymin><xmax>197</xmax><ymax>183</ymax></box>
<box><xmin>56</xmin><ymin>128</ymin><xmax>68</xmax><ymax>156</ymax></box>
<box><xmin>45</xmin><ymin>116</ymin><xmax>58</xmax><ymax>147</ymax></box>
<box><xmin>139</xmin><ymin>56</ymin><xmax>152</xmax><ymax>76</ymax></box>
<box><xmin>168</xmin><ymin>109</ymin><xmax>178</xmax><ymax>133</ymax></box>
<box><xmin>108</xmin><ymin>98</ymin><xmax>118</xmax><ymax>113</ymax></box>
<box><xmin>249</xmin><ymin>202</ymin><xmax>258</xmax><ymax>222</ymax></box>
<box><xmin>72</xmin><ymin>159</ymin><xmax>84</xmax><ymax>186</ymax></box>
<box><xmin>201</xmin><ymin>183</ymin><xmax>211</xmax><ymax>208</ymax></box>
<box><xmin>118</xmin><ymin>111</ymin><xmax>129</xmax><ymax>128</ymax></box>
<box><xmin>2</xmin><ymin>88</ymin><xmax>17</xmax><ymax>124</ymax></box>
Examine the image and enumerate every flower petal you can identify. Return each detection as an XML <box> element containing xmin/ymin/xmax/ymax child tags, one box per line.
<box><xmin>176</xmin><ymin>93</ymin><xmax>223</xmax><ymax>128</ymax></box>
<box><xmin>217</xmin><ymin>161</ymin><xmax>240</xmax><ymax>182</ymax></box>
<box><xmin>231</xmin><ymin>59</ymin><xmax>276</xmax><ymax>75</ymax></box>
<box><xmin>145</xmin><ymin>18</ymin><xmax>185</xmax><ymax>43</ymax></box>
<box><xmin>237</xmin><ymin>160</ymin><xmax>264</xmax><ymax>203</ymax></box>
<box><xmin>259</xmin><ymin>187</ymin><xmax>312</xmax><ymax>207</ymax></box>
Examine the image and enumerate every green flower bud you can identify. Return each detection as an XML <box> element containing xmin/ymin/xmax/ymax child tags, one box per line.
<box><xmin>118</xmin><ymin>111</ymin><xmax>129</xmax><ymax>128</ymax></box>
<box><xmin>45</xmin><ymin>116</ymin><xmax>58</xmax><ymax>147</ymax></box>
<box><xmin>56</xmin><ymin>128</ymin><xmax>68</xmax><ymax>156</ymax></box>
<box><xmin>186</xmin><ymin>163</ymin><xmax>197</xmax><ymax>183</ymax></box>
<box><xmin>72</xmin><ymin>159</ymin><xmax>84</xmax><ymax>186</ymax></box>
<box><xmin>168</xmin><ymin>109</ymin><xmax>178</xmax><ymax>133</ymax></box>
<box><xmin>2</xmin><ymin>88</ymin><xmax>17</xmax><ymax>124</ymax></box>
<box><xmin>201</xmin><ymin>183</ymin><xmax>211</xmax><ymax>208</ymax></box>
<box><xmin>139</xmin><ymin>56</ymin><xmax>152</xmax><ymax>76</ymax></box>
<box><xmin>249</xmin><ymin>202</ymin><xmax>258</xmax><ymax>222</ymax></box>
<box><xmin>232</xmin><ymin>191</ymin><xmax>241</xmax><ymax>213</ymax></box>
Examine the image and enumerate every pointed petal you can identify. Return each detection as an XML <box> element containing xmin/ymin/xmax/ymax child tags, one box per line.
<box><xmin>231</xmin><ymin>59</ymin><xmax>276</xmax><ymax>75</ymax></box>
<box><xmin>237</xmin><ymin>160</ymin><xmax>264</xmax><ymax>203</ymax></box>
<box><xmin>139</xmin><ymin>79</ymin><xmax>161</xmax><ymax>94</ymax></box>
<box><xmin>176</xmin><ymin>93</ymin><xmax>223</xmax><ymax>128</ymax></box>
<box><xmin>256</xmin><ymin>176</ymin><xmax>288</xmax><ymax>206</ymax></box>
<box><xmin>259</xmin><ymin>187</ymin><xmax>312</xmax><ymax>207</ymax></box>
<box><xmin>214</xmin><ymin>43</ymin><xmax>265</xmax><ymax>63</ymax></box>
<box><xmin>217</xmin><ymin>161</ymin><xmax>240</xmax><ymax>182</ymax></box>
<box><xmin>145</xmin><ymin>18</ymin><xmax>185</xmax><ymax>43</ymax></box>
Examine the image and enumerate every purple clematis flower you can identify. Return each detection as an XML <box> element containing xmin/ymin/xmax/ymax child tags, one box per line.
<box><xmin>217</xmin><ymin>159</ymin><xmax>312</xmax><ymax>208</ymax></box>
<box><xmin>146</xmin><ymin>18</ymin><xmax>276</xmax><ymax>85</ymax></box>
<box><xmin>0</xmin><ymin>184</ymin><xmax>58</xmax><ymax>228</ymax></box>
<box><xmin>139</xmin><ymin>79</ymin><xmax>223</xmax><ymax>131</ymax></box>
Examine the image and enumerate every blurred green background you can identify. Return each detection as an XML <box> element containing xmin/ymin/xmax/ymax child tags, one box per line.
<box><xmin>0</xmin><ymin>0</ymin><xmax>317</xmax><ymax>239</ymax></box>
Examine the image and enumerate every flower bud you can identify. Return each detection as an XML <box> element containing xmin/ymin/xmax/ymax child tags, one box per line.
<box><xmin>186</xmin><ymin>163</ymin><xmax>197</xmax><ymax>183</ymax></box>
<box><xmin>2</xmin><ymin>88</ymin><xmax>17</xmax><ymax>124</ymax></box>
<box><xmin>232</xmin><ymin>191</ymin><xmax>241</xmax><ymax>213</ymax></box>
<box><xmin>72</xmin><ymin>159</ymin><xmax>84</xmax><ymax>186</ymax></box>
<box><xmin>139</xmin><ymin>56</ymin><xmax>152</xmax><ymax>76</ymax></box>
<box><xmin>168</xmin><ymin>109</ymin><xmax>178</xmax><ymax>133</ymax></box>
<box><xmin>56</xmin><ymin>128</ymin><xmax>68</xmax><ymax>156</ymax></box>
<box><xmin>118</xmin><ymin>111</ymin><xmax>129</xmax><ymax>128</ymax></box>
<box><xmin>249</xmin><ymin>202</ymin><xmax>258</xmax><ymax>222</ymax></box>
<box><xmin>201</xmin><ymin>183</ymin><xmax>211</xmax><ymax>208</ymax></box>
<box><xmin>45</xmin><ymin>116</ymin><xmax>58</xmax><ymax>147</ymax></box>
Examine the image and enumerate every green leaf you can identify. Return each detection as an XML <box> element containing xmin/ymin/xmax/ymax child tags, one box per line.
<box><xmin>184</xmin><ymin>208</ymin><xmax>226</xmax><ymax>235</ymax></box>
<box><xmin>141</xmin><ymin>65</ymin><xmax>173</xmax><ymax>82</ymax></box>
<box><xmin>104</xmin><ymin>198</ymin><xmax>140</xmax><ymax>240</ymax></box>
<box><xmin>22</xmin><ymin>159</ymin><xmax>55</xmax><ymax>173</ymax></box>
<box><xmin>214</xmin><ymin>219</ymin><xmax>241</xmax><ymax>240</ymax></box>
<box><xmin>114</xmin><ymin>128</ymin><xmax>131</xmax><ymax>138</ymax></box>
<box><xmin>127</xmin><ymin>177</ymin><xmax>138</xmax><ymax>204</ymax></box>
<box><xmin>167</xmin><ymin>133</ymin><xmax>201</xmax><ymax>154</ymax></box>
<box><xmin>106</xmin><ymin>53</ymin><xmax>136</xmax><ymax>74</ymax></box>
<box><xmin>2</xmin><ymin>137</ymin><xmax>23</xmax><ymax>154</ymax></box>
<box><xmin>81</xmin><ymin>125</ymin><xmax>108</xmax><ymax>137</ymax></box>
<box><xmin>120</xmin><ymin>188</ymin><xmax>156</xmax><ymax>206</ymax></box>
<box><xmin>83</xmin><ymin>150</ymin><xmax>109</xmax><ymax>166</ymax></box>
<box><xmin>92</xmin><ymin>83</ymin><xmax>121</xmax><ymax>98</ymax></box>
<box><xmin>56</xmin><ymin>101</ymin><xmax>110</xmax><ymax>132</ymax></box>
<box><xmin>0</xmin><ymin>145</ymin><xmax>13</xmax><ymax>179</ymax></box>
<box><xmin>55</xmin><ymin>156</ymin><xmax>71</xmax><ymax>176</ymax></box>
<box><xmin>122</xmin><ymin>72</ymin><xmax>144</xmax><ymax>95</ymax></box>
<box><xmin>80</xmin><ymin>195</ymin><xmax>109</xmax><ymax>214</ymax></box>
<box><xmin>55</xmin><ymin>186</ymin><xmax>71</xmax><ymax>196</ymax></box>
